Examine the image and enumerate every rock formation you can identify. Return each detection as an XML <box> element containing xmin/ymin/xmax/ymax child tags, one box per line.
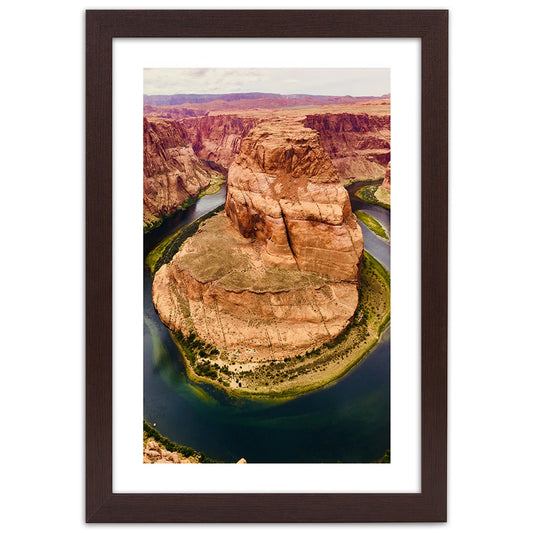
<box><xmin>303</xmin><ymin>113</ymin><xmax>390</xmax><ymax>182</ymax></box>
<box><xmin>381</xmin><ymin>161</ymin><xmax>391</xmax><ymax>190</ymax></box>
<box><xmin>143</xmin><ymin>438</ymin><xmax>246</xmax><ymax>464</ymax></box>
<box><xmin>143</xmin><ymin>438</ymin><xmax>200</xmax><ymax>464</ymax></box>
<box><xmin>225</xmin><ymin>119</ymin><xmax>364</xmax><ymax>280</ymax></box>
<box><xmin>152</xmin><ymin>120</ymin><xmax>364</xmax><ymax>361</ymax></box>
<box><xmin>180</xmin><ymin>115</ymin><xmax>259</xmax><ymax>169</ymax></box>
<box><xmin>143</xmin><ymin>117</ymin><xmax>220</xmax><ymax>231</ymax></box>
<box><xmin>176</xmin><ymin>110</ymin><xmax>391</xmax><ymax>184</ymax></box>
<box><xmin>369</xmin><ymin>161</ymin><xmax>391</xmax><ymax>208</ymax></box>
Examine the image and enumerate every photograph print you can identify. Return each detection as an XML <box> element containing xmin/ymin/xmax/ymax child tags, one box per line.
<box><xmin>142</xmin><ymin>68</ymin><xmax>391</xmax><ymax>465</ymax></box>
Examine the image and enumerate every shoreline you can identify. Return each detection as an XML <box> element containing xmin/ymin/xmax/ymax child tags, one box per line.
<box><xmin>168</xmin><ymin>250</ymin><xmax>390</xmax><ymax>400</ymax></box>
<box><xmin>144</xmin><ymin>418</ymin><xmax>388</xmax><ymax>464</ymax></box>
<box><xmin>342</xmin><ymin>177</ymin><xmax>384</xmax><ymax>188</ymax></box>
<box><xmin>356</xmin><ymin>210</ymin><xmax>390</xmax><ymax>241</ymax></box>
<box><xmin>145</xmin><ymin>205</ymin><xmax>225</xmax><ymax>276</ymax></box>
<box><xmin>143</xmin><ymin>420</ymin><xmax>219</xmax><ymax>463</ymax></box>
<box><xmin>355</xmin><ymin>184</ymin><xmax>391</xmax><ymax>209</ymax></box>
<box><xmin>173</xmin><ymin>317</ymin><xmax>390</xmax><ymax>401</ymax></box>
<box><xmin>143</xmin><ymin>174</ymin><xmax>226</xmax><ymax>235</ymax></box>
<box><xmin>146</xmin><ymin>197</ymin><xmax>390</xmax><ymax>401</ymax></box>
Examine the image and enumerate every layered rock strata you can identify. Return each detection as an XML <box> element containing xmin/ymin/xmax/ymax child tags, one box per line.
<box><xmin>153</xmin><ymin>120</ymin><xmax>364</xmax><ymax>361</ymax></box>
<box><xmin>225</xmin><ymin>120</ymin><xmax>364</xmax><ymax>280</ymax></box>
<box><xmin>303</xmin><ymin>113</ymin><xmax>390</xmax><ymax>182</ymax></box>
<box><xmin>175</xmin><ymin>110</ymin><xmax>391</xmax><ymax>183</ymax></box>
<box><xmin>143</xmin><ymin>439</ymin><xmax>200</xmax><ymax>464</ymax></box>
<box><xmin>180</xmin><ymin>115</ymin><xmax>259</xmax><ymax>169</ymax></box>
<box><xmin>143</xmin><ymin>117</ymin><xmax>219</xmax><ymax>230</ymax></box>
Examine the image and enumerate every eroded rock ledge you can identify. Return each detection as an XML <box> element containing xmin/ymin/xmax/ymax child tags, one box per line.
<box><xmin>303</xmin><ymin>113</ymin><xmax>390</xmax><ymax>182</ymax></box>
<box><xmin>153</xmin><ymin>120</ymin><xmax>364</xmax><ymax>367</ymax></box>
<box><xmin>226</xmin><ymin>120</ymin><xmax>364</xmax><ymax>280</ymax></box>
<box><xmin>143</xmin><ymin>117</ymin><xmax>222</xmax><ymax>231</ymax></box>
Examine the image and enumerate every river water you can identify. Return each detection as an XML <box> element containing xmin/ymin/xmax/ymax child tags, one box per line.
<box><xmin>143</xmin><ymin>182</ymin><xmax>391</xmax><ymax>463</ymax></box>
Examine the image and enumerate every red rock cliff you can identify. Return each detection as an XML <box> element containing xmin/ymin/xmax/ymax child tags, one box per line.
<box><xmin>143</xmin><ymin>117</ymin><xmax>217</xmax><ymax>231</ymax></box>
<box><xmin>225</xmin><ymin>119</ymin><xmax>364</xmax><ymax>281</ymax></box>
<box><xmin>304</xmin><ymin>113</ymin><xmax>390</xmax><ymax>182</ymax></box>
<box><xmin>180</xmin><ymin>115</ymin><xmax>259</xmax><ymax>170</ymax></box>
<box><xmin>176</xmin><ymin>111</ymin><xmax>390</xmax><ymax>185</ymax></box>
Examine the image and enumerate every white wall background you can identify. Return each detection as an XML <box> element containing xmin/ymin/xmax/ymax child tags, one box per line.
<box><xmin>1</xmin><ymin>1</ymin><xmax>531</xmax><ymax>532</ymax></box>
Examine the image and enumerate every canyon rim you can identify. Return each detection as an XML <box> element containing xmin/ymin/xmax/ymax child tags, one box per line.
<box><xmin>143</xmin><ymin>68</ymin><xmax>391</xmax><ymax>463</ymax></box>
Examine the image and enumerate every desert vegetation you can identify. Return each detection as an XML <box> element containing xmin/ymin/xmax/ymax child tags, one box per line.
<box><xmin>356</xmin><ymin>184</ymin><xmax>391</xmax><ymax>209</ymax></box>
<box><xmin>169</xmin><ymin>250</ymin><xmax>390</xmax><ymax>398</ymax></box>
<box><xmin>143</xmin><ymin>420</ymin><xmax>218</xmax><ymax>463</ymax></box>
<box><xmin>145</xmin><ymin>205</ymin><xmax>225</xmax><ymax>275</ymax></box>
<box><xmin>355</xmin><ymin>210</ymin><xmax>389</xmax><ymax>241</ymax></box>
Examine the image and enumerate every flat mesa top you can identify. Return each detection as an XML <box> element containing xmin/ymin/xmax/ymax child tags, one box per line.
<box><xmin>176</xmin><ymin>212</ymin><xmax>328</xmax><ymax>292</ymax></box>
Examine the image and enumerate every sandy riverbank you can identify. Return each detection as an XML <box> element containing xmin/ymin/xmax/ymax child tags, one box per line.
<box><xmin>170</xmin><ymin>251</ymin><xmax>390</xmax><ymax>400</ymax></box>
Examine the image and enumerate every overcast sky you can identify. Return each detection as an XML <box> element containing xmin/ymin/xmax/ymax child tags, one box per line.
<box><xmin>143</xmin><ymin>68</ymin><xmax>389</xmax><ymax>97</ymax></box>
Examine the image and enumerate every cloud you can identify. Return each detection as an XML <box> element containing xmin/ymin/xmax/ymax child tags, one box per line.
<box><xmin>143</xmin><ymin>68</ymin><xmax>389</xmax><ymax>96</ymax></box>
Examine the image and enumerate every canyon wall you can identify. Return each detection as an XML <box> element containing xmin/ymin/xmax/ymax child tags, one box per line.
<box><xmin>143</xmin><ymin>117</ymin><xmax>218</xmax><ymax>231</ymax></box>
<box><xmin>179</xmin><ymin>115</ymin><xmax>259</xmax><ymax>170</ymax></box>
<box><xmin>175</xmin><ymin>110</ymin><xmax>390</xmax><ymax>184</ymax></box>
<box><xmin>303</xmin><ymin>113</ymin><xmax>390</xmax><ymax>182</ymax></box>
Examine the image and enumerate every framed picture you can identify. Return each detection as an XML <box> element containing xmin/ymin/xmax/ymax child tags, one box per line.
<box><xmin>86</xmin><ymin>9</ymin><xmax>447</xmax><ymax>522</ymax></box>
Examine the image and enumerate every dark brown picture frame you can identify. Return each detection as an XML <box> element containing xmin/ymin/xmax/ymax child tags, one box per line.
<box><xmin>86</xmin><ymin>9</ymin><xmax>447</xmax><ymax>523</ymax></box>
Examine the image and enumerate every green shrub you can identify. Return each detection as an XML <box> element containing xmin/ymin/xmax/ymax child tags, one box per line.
<box><xmin>143</xmin><ymin>420</ymin><xmax>218</xmax><ymax>462</ymax></box>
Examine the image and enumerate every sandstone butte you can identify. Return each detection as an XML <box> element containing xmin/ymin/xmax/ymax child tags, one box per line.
<box><xmin>152</xmin><ymin>119</ymin><xmax>364</xmax><ymax>366</ymax></box>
